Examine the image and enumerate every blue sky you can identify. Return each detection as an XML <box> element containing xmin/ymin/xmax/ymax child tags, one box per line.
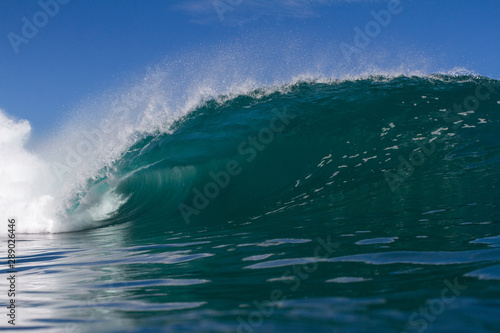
<box><xmin>1</xmin><ymin>0</ymin><xmax>499</xmax><ymax>137</ymax></box>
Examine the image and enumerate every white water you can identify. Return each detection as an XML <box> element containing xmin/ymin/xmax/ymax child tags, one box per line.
<box><xmin>0</xmin><ymin>111</ymin><xmax>57</xmax><ymax>233</ymax></box>
<box><xmin>0</xmin><ymin>108</ymin><xmax>140</xmax><ymax>234</ymax></box>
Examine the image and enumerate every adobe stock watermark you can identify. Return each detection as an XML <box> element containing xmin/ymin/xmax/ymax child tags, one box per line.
<box><xmin>7</xmin><ymin>0</ymin><xmax>71</xmax><ymax>54</ymax></box>
<box><xmin>340</xmin><ymin>0</ymin><xmax>403</xmax><ymax>63</ymax></box>
<box><xmin>401</xmin><ymin>277</ymin><xmax>467</xmax><ymax>333</ymax></box>
<box><xmin>212</xmin><ymin>0</ymin><xmax>242</xmax><ymax>22</ymax></box>
<box><xmin>178</xmin><ymin>107</ymin><xmax>296</xmax><ymax>224</ymax></box>
<box><xmin>384</xmin><ymin>81</ymin><xmax>500</xmax><ymax>191</ymax></box>
<box><xmin>237</xmin><ymin>235</ymin><xmax>340</xmax><ymax>333</ymax></box>
<box><xmin>50</xmin><ymin>66</ymin><xmax>163</xmax><ymax>183</ymax></box>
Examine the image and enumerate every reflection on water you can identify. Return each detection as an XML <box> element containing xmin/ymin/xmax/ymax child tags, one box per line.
<box><xmin>1</xmin><ymin>212</ymin><xmax>499</xmax><ymax>332</ymax></box>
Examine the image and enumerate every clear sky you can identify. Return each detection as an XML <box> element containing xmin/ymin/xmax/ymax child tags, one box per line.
<box><xmin>1</xmin><ymin>0</ymin><xmax>499</xmax><ymax>136</ymax></box>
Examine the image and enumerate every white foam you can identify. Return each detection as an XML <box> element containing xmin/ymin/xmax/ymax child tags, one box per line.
<box><xmin>0</xmin><ymin>111</ymin><xmax>56</xmax><ymax>233</ymax></box>
<box><xmin>0</xmin><ymin>109</ymin><xmax>131</xmax><ymax>234</ymax></box>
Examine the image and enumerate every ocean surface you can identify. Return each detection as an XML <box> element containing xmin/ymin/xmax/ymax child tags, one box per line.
<box><xmin>1</xmin><ymin>74</ymin><xmax>500</xmax><ymax>332</ymax></box>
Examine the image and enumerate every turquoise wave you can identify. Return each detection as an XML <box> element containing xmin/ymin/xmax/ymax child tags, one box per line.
<box><xmin>68</xmin><ymin>74</ymin><xmax>500</xmax><ymax>234</ymax></box>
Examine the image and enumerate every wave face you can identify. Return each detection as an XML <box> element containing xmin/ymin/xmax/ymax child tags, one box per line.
<box><xmin>58</xmin><ymin>74</ymin><xmax>500</xmax><ymax>234</ymax></box>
